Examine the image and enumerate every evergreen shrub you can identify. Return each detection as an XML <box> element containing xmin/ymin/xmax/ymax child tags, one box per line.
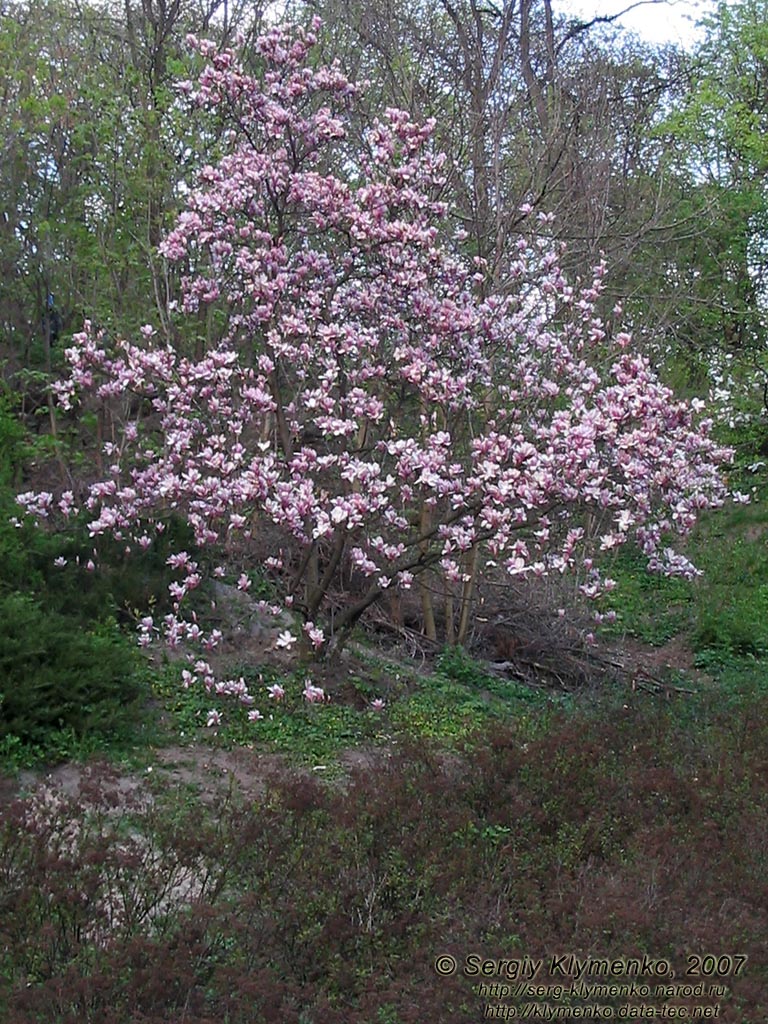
<box><xmin>0</xmin><ymin>593</ymin><xmax>144</xmax><ymax>744</ymax></box>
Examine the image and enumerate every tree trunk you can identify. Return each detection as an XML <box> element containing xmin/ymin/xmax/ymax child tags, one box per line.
<box><xmin>456</xmin><ymin>543</ymin><xmax>479</xmax><ymax>646</ymax></box>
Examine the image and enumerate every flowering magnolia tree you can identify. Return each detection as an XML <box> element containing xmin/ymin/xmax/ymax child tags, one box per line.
<box><xmin>18</xmin><ymin>20</ymin><xmax>731</xmax><ymax>705</ymax></box>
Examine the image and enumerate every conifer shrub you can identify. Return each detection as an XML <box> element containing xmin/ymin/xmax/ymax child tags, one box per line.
<box><xmin>0</xmin><ymin>395</ymin><xmax>153</xmax><ymax>754</ymax></box>
<box><xmin>0</xmin><ymin>389</ymin><xmax>24</xmax><ymax>488</ymax></box>
<box><xmin>1</xmin><ymin>380</ymin><xmax>196</xmax><ymax>629</ymax></box>
<box><xmin>0</xmin><ymin>593</ymin><xmax>144</xmax><ymax>745</ymax></box>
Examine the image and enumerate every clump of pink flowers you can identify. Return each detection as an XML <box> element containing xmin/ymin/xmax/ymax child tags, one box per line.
<box><xmin>303</xmin><ymin>683</ymin><xmax>328</xmax><ymax>704</ymax></box>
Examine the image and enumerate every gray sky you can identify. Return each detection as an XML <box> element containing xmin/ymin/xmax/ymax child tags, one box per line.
<box><xmin>554</xmin><ymin>0</ymin><xmax>715</xmax><ymax>48</ymax></box>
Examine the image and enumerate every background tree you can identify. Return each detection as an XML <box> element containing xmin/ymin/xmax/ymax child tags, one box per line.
<box><xmin>281</xmin><ymin>0</ymin><xmax>698</xmax><ymax>326</ymax></box>
<box><xmin>663</xmin><ymin>0</ymin><xmax>768</xmax><ymax>360</ymax></box>
<box><xmin>0</xmin><ymin>0</ymin><xmax>268</xmax><ymax>386</ymax></box>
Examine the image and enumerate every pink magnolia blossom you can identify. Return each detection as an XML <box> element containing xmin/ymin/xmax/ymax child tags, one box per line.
<box><xmin>303</xmin><ymin>622</ymin><xmax>325</xmax><ymax>649</ymax></box>
<box><xmin>303</xmin><ymin>683</ymin><xmax>327</xmax><ymax>704</ymax></box>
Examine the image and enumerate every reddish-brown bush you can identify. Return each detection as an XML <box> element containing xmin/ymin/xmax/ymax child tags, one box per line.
<box><xmin>1</xmin><ymin>698</ymin><xmax>766</xmax><ymax>1021</ymax></box>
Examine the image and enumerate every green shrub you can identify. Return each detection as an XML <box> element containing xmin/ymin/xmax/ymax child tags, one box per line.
<box><xmin>0</xmin><ymin>388</ymin><xmax>25</xmax><ymax>488</ymax></box>
<box><xmin>0</xmin><ymin>593</ymin><xmax>144</xmax><ymax>745</ymax></box>
<box><xmin>0</xmin><ymin>493</ymin><xmax>200</xmax><ymax>631</ymax></box>
<box><xmin>0</xmin><ymin>387</ymin><xmax>198</xmax><ymax>626</ymax></box>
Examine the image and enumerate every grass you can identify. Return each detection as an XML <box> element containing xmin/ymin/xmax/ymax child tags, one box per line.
<box><xmin>600</xmin><ymin>544</ymin><xmax>694</xmax><ymax>645</ymax></box>
<box><xmin>601</xmin><ymin>489</ymin><xmax>768</xmax><ymax>662</ymax></box>
<box><xmin>0</xmin><ymin>639</ymin><xmax>552</xmax><ymax>776</ymax></box>
<box><xmin>145</xmin><ymin>646</ymin><xmax>551</xmax><ymax>767</ymax></box>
